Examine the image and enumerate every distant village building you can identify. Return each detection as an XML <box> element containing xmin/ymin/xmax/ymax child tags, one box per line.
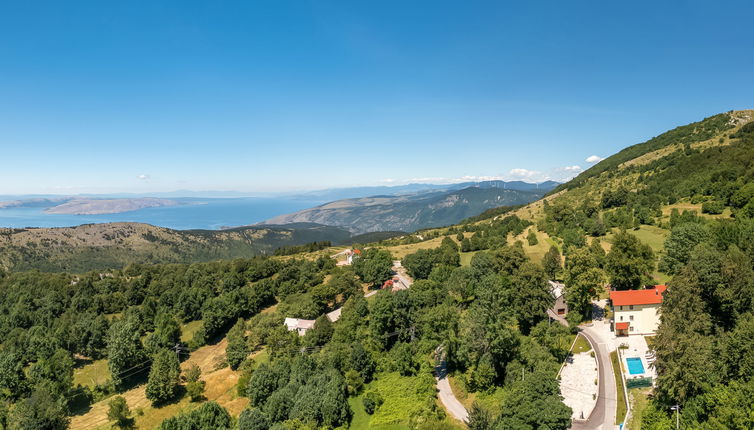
<box><xmin>326</xmin><ymin>307</ymin><xmax>342</xmax><ymax>323</ymax></box>
<box><xmin>610</xmin><ymin>285</ymin><xmax>667</xmax><ymax>336</ymax></box>
<box><xmin>382</xmin><ymin>276</ymin><xmax>409</xmax><ymax>292</ymax></box>
<box><xmin>548</xmin><ymin>280</ymin><xmax>568</xmax><ymax>316</ymax></box>
<box><xmin>336</xmin><ymin>248</ymin><xmax>361</xmax><ymax>266</ymax></box>
<box><xmin>284</xmin><ymin>317</ymin><xmax>316</xmax><ymax>336</ymax></box>
<box><xmin>346</xmin><ymin>248</ymin><xmax>361</xmax><ymax>265</ymax></box>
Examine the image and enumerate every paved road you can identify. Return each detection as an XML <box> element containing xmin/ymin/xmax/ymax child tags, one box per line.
<box><xmin>549</xmin><ymin>308</ymin><xmax>618</xmax><ymax>430</ymax></box>
<box><xmin>570</xmin><ymin>324</ymin><xmax>617</xmax><ymax>430</ymax></box>
<box><xmin>435</xmin><ymin>360</ymin><xmax>469</xmax><ymax>423</ymax></box>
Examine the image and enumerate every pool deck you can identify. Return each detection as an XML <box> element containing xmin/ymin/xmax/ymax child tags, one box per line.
<box><xmin>617</xmin><ymin>335</ymin><xmax>656</xmax><ymax>382</ymax></box>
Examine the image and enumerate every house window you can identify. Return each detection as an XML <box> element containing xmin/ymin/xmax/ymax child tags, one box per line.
<box><xmin>629</xmin><ymin>305</ymin><xmax>634</xmax><ymax>310</ymax></box>
<box><xmin>619</xmin><ymin>316</ymin><xmax>623</xmax><ymax>321</ymax></box>
<box><xmin>629</xmin><ymin>315</ymin><xmax>634</xmax><ymax>321</ymax></box>
<box><xmin>630</xmin><ymin>326</ymin><xmax>634</xmax><ymax>332</ymax></box>
<box><xmin>619</xmin><ymin>306</ymin><xmax>623</xmax><ymax>310</ymax></box>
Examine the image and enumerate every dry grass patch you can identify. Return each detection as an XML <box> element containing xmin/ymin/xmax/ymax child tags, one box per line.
<box><xmin>508</xmin><ymin>227</ymin><xmax>555</xmax><ymax>264</ymax></box>
<box><xmin>382</xmin><ymin>237</ymin><xmax>446</xmax><ymax>259</ymax></box>
<box><xmin>70</xmin><ymin>338</ymin><xmax>248</xmax><ymax>430</ymax></box>
<box><xmin>73</xmin><ymin>359</ymin><xmax>110</xmax><ymax>389</ymax></box>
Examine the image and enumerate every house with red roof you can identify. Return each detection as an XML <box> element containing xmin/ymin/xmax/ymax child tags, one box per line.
<box><xmin>610</xmin><ymin>285</ymin><xmax>667</xmax><ymax>336</ymax></box>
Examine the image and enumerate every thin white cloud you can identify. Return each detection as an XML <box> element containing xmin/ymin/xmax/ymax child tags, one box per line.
<box><xmin>585</xmin><ymin>155</ymin><xmax>604</xmax><ymax>163</ymax></box>
<box><xmin>550</xmin><ymin>165</ymin><xmax>583</xmax><ymax>182</ymax></box>
<box><xmin>377</xmin><ymin>166</ymin><xmax>584</xmax><ymax>187</ymax></box>
<box><xmin>458</xmin><ymin>175</ymin><xmax>505</xmax><ymax>182</ymax></box>
<box><xmin>507</xmin><ymin>168</ymin><xmax>546</xmax><ymax>181</ymax></box>
<box><xmin>137</xmin><ymin>174</ymin><xmax>150</xmax><ymax>180</ymax></box>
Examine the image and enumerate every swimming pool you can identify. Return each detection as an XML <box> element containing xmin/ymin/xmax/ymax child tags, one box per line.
<box><xmin>626</xmin><ymin>357</ymin><xmax>645</xmax><ymax>375</ymax></box>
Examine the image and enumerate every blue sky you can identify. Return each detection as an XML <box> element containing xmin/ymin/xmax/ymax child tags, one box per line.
<box><xmin>2</xmin><ymin>1</ymin><xmax>753</xmax><ymax>194</ymax></box>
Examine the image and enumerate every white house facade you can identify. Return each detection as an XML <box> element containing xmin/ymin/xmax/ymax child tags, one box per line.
<box><xmin>610</xmin><ymin>285</ymin><xmax>666</xmax><ymax>336</ymax></box>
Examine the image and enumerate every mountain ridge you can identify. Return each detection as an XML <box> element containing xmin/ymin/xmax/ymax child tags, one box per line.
<box><xmin>261</xmin><ymin>181</ymin><xmax>558</xmax><ymax>233</ymax></box>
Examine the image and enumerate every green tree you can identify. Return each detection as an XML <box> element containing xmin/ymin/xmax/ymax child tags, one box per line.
<box><xmin>542</xmin><ymin>245</ymin><xmax>562</xmax><ymax>280</ymax></box>
<box><xmin>362</xmin><ymin>390</ymin><xmax>383</xmax><ymax>415</ymax></box>
<box><xmin>146</xmin><ymin>313</ymin><xmax>181</xmax><ymax>352</ymax></box>
<box><xmin>509</xmin><ymin>262</ymin><xmax>554</xmax><ymax>333</ymax></box>
<box><xmin>289</xmin><ymin>369</ymin><xmax>351</xmax><ymax>427</ymax></box>
<box><xmin>471</xmin><ymin>354</ymin><xmax>496</xmax><ymax>391</ymax></box>
<box><xmin>589</xmin><ymin>238</ymin><xmax>606</xmax><ymax>268</ymax></box>
<box><xmin>660</xmin><ymin>222</ymin><xmax>711</xmax><ymax>274</ymax></box>
<box><xmin>0</xmin><ymin>352</ymin><xmax>26</xmax><ymax>400</ymax></box>
<box><xmin>107</xmin><ymin>396</ymin><xmax>133</xmax><ymax>429</ymax></box>
<box><xmin>564</xmin><ymin>247</ymin><xmax>607</xmax><ymax>319</ymax></box>
<box><xmin>527</xmin><ymin>230</ymin><xmax>539</xmax><ymax>246</ymax></box>
<box><xmin>353</xmin><ymin>248</ymin><xmax>394</xmax><ymax>286</ymax></box>
<box><xmin>107</xmin><ymin>317</ymin><xmax>147</xmax><ymax>388</ymax></box>
<box><xmin>605</xmin><ymin>231</ymin><xmax>655</xmax><ymax>289</ymax></box>
<box><xmin>238</xmin><ymin>407</ymin><xmax>270</xmax><ymax>430</ymax></box>
<box><xmin>226</xmin><ymin>319</ymin><xmax>249</xmax><ymax>370</ymax></box>
<box><xmin>350</xmin><ymin>342</ymin><xmax>376</xmax><ymax>382</ymax></box>
<box><xmin>184</xmin><ymin>363</ymin><xmax>205</xmax><ymax>402</ymax></box>
<box><xmin>263</xmin><ymin>383</ymin><xmax>297</xmax><ymax>422</ymax></box>
<box><xmin>344</xmin><ymin>369</ymin><xmax>364</xmax><ymax>395</ymax></box>
<box><xmin>653</xmin><ymin>267</ymin><xmax>717</xmax><ymax>404</ymax></box>
<box><xmin>247</xmin><ymin>363</ymin><xmax>278</xmax><ymax>406</ymax></box>
<box><xmin>403</xmin><ymin>248</ymin><xmax>437</xmax><ymax>280</ymax></box>
<box><xmin>304</xmin><ymin>315</ymin><xmax>333</xmax><ymax>348</ymax></box>
<box><xmin>6</xmin><ymin>388</ymin><xmax>68</xmax><ymax>430</ymax></box>
<box><xmin>158</xmin><ymin>401</ymin><xmax>232</xmax><ymax>430</ymax></box>
<box><xmin>467</xmin><ymin>401</ymin><xmax>493</xmax><ymax>430</ymax></box>
<box><xmin>145</xmin><ymin>349</ymin><xmax>181</xmax><ymax>405</ymax></box>
<box><xmin>493</xmin><ymin>370</ymin><xmax>571</xmax><ymax>429</ymax></box>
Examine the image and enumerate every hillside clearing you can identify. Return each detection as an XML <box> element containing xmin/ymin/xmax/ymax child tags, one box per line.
<box><xmin>69</xmin><ymin>338</ymin><xmax>249</xmax><ymax>430</ymax></box>
<box><xmin>73</xmin><ymin>359</ymin><xmax>110</xmax><ymax>389</ymax></box>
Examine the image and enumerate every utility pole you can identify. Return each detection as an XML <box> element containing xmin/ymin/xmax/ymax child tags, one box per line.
<box><xmin>670</xmin><ymin>404</ymin><xmax>680</xmax><ymax>429</ymax></box>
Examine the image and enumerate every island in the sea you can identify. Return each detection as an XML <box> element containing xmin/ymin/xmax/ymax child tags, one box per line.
<box><xmin>0</xmin><ymin>197</ymin><xmax>180</xmax><ymax>215</ymax></box>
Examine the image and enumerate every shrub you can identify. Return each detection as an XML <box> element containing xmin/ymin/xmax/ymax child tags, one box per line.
<box><xmin>362</xmin><ymin>390</ymin><xmax>384</xmax><ymax>415</ymax></box>
<box><xmin>702</xmin><ymin>200</ymin><xmax>725</xmax><ymax>215</ymax></box>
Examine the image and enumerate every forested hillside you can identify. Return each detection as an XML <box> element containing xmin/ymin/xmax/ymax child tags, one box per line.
<box><xmin>484</xmin><ymin>109</ymin><xmax>754</xmax><ymax>428</ymax></box>
<box><xmin>0</xmin><ymin>228</ymin><xmax>572</xmax><ymax>429</ymax></box>
<box><xmin>0</xmin><ymin>222</ymin><xmax>353</xmax><ymax>272</ymax></box>
<box><xmin>0</xmin><ymin>110</ymin><xmax>753</xmax><ymax>429</ymax></box>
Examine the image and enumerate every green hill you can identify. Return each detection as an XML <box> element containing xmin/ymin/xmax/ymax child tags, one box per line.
<box><xmin>0</xmin><ymin>222</ymin><xmax>353</xmax><ymax>272</ymax></box>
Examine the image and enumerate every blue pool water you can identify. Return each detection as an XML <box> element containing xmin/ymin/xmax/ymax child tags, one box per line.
<box><xmin>626</xmin><ymin>357</ymin><xmax>645</xmax><ymax>375</ymax></box>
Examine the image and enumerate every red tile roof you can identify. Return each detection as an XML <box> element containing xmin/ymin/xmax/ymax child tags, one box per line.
<box><xmin>610</xmin><ymin>285</ymin><xmax>667</xmax><ymax>307</ymax></box>
<box><xmin>615</xmin><ymin>322</ymin><xmax>630</xmax><ymax>330</ymax></box>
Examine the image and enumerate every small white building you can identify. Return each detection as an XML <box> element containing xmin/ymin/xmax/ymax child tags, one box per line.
<box><xmin>610</xmin><ymin>285</ymin><xmax>666</xmax><ymax>336</ymax></box>
<box><xmin>284</xmin><ymin>318</ymin><xmax>316</xmax><ymax>336</ymax></box>
<box><xmin>326</xmin><ymin>307</ymin><xmax>342</xmax><ymax>323</ymax></box>
<box><xmin>548</xmin><ymin>280</ymin><xmax>568</xmax><ymax>316</ymax></box>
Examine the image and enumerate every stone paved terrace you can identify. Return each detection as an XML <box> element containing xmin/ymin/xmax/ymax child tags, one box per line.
<box><xmin>560</xmin><ymin>351</ymin><xmax>599</xmax><ymax>421</ymax></box>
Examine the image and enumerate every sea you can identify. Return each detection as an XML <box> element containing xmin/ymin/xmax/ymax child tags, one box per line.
<box><xmin>0</xmin><ymin>197</ymin><xmax>324</xmax><ymax>230</ymax></box>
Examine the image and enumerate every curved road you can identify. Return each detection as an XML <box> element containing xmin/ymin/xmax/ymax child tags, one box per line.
<box><xmin>435</xmin><ymin>359</ymin><xmax>469</xmax><ymax>423</ymax></box>
<box><xmin>549</xmin><ymin>310</ymin><xmax>617</xmax><ymax>430</ymax></box>
<box><xmin>569</xmin><ymin>324</ymin><xmax>617</xmax><ymax>430</ymax></box>
<box><xmin>432</xmin><ymin>312</ymin><xmax>618</xmax><ymax>427</ymax></box>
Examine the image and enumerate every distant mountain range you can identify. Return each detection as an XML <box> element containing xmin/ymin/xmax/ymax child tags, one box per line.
<box><xmin>283</xmin><ymin>180</ymin><xmax>559</xmax><ymax>202</ymax></box>
<box><xmin>262</xmin><ymin>181</ymin><xmax>559</xmax><ymax>234</ymax></box>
